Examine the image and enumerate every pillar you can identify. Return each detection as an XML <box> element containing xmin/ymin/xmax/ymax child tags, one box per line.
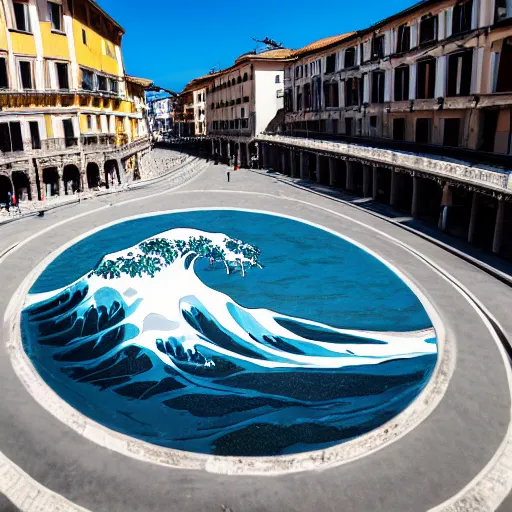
<box><xmin>411</xmin><ymin>176</ymin><xmax>421</xmax><ymax>219</ymax></box>
<box><xmin>245</xmin><ymin>143</ymin><xmax>250</xmax><ymax>168</ymax></box>
<box><xmin>493</xmin><ymin>199</ymin><xmax>505</xmax><ymax>255</ymax></box>
<box><xmin>261</xmin><ymin>144</ymin><xmax>267</xmax><ymax>168</ymax></box>
<box><xmin>346</xmin><ymin>161</ymin><xmax>354</xmax><ymax>192</ymax></box>
<box><xmin>390</xmin><ymin>169</ymin><xmax>398</xmax><ymax>208</ymax></box>
<box><xmin>58</xmin><ymin>166</ymin><xmax>65</xmax><ymax>196</ymax></box>
<box><xmin>468</xmin><ymin>192</ymin><xmax>479</xmax><ymax>244</ymax></box>
<box><xmin>372</xmin><ymin>167</ymin><xmax>378</xmax><ymax>200</ymax></box>
<box><xmin>362</xmin><ymin>164</ymin><xmax>371</xmax><ymax>197</ymax></box>
<box><xmin>290</xmin><ymin>149</ymin><xmax>296</xmax><ymax>178</ymax></box>
<box><xmin>299</xmin><ymin>152</ymin><xmax>305</xmax><ymax>179</ymax></box>
<box><xmin>329</xmin><ymin>158</ymin><xmax>336</xmax><ymax>187</ymax></box>
<box><xmin>315</xmin><ymin>153</ymin><xmax>321</xmax><ymax>183</ymax></box>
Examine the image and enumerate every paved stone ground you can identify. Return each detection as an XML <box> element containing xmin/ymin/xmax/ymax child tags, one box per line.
<box><xmin>0</xmin><ymin>157</ymin><xmax>511</xmax><ymax>512</ymax></box>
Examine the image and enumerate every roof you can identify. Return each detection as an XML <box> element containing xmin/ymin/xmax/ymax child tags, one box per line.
<box><xmin>181</xmin><ymin>73</ymin><xmax>220</xmax><ymax>94</ymax></box>
<box><xmin>88</xmin><ymin>0</ymin><xmax>125</xmax><ymax>34</ymax></box>
<box><xmin>234</xmin><ymin>48</ymin><xmax>295</xmax><ymax>64</ymax></box>
<box><xmin>126</xmin><ymin>75</ymin><xmax>154</xmax><ymax>88</ymax></box>
<box><xmin>294</xmin><ymin>32</ymin><xmax>355</xmax><ymax>56</ymax></box>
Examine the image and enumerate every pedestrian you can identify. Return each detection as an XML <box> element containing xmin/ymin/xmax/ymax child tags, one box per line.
<box><xmin>227</xmin><ymin>169</ymin><xmax>231</xmax><ymax>182</ymax></box>
<box><xmin>11</xmin><ymin>192</ymin><xmax>17</xmax><ymax>215</ymax></box>
<box><xmin>6</xmin><ymin>191</ymin><xmax>11</xmax><ymax>213</ymax></box>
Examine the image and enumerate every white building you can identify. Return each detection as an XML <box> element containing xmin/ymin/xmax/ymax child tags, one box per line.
<box><xmin>207</xmin><ymin>49</ymin><xmax>294</xmax><ymax>167</ymax></box>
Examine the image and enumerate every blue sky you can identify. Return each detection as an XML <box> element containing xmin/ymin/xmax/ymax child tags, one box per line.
<box><xmin>98</xmin><ymin>0</ymin><xmax>417</xmax><ymax>93</ymax></box>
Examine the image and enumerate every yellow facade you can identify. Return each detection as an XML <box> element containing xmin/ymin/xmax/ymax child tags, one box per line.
<box><xmin>44</xmin><ymin>115</ymin><xmax>54</xmax><ymax>138</ymax></box>
<box><xmin>72</xmin><ymin>19</ymin><xmax>120</xmax><ymax>76</ymax></box>
<box><xmin>10</xmin><ymin>32</ymin><xmax>37</xmax><ymax>56</ymax></box>
<box><xmin>0</xmin><ymin>24</ymin><xmax>8</xmax><ymax>52</ymax></box>
<box><xmin>40</xmin><ymin>22</ymin><xmax>70</xmax><ymax>60</ymax></box>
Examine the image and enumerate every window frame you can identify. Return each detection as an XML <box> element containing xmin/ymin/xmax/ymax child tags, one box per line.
<box><xmin>17</xmin><ymin>58</ymin><xmax>34</xmax><ymax>90</ymax></box>
<box><xmin>47</xmin><ymin>1</ymin><xmax>63</xmax><ymax>33</ymax></box>
<box><xmin>12</xmin><ymin>0</ymin><xmax>31</xmax><ymax>33</ymax></box>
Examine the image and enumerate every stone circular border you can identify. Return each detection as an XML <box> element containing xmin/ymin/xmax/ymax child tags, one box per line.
<box><xmin>5</xmin><ymin>207</ymin><xmax>453</xmax><ymax>476</ymax></box>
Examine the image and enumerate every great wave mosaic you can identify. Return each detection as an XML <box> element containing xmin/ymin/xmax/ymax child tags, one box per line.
<box><xmin>21</xmin><ymin>210</ymin><xmax>438</xmax><ymax>456</ymax></box>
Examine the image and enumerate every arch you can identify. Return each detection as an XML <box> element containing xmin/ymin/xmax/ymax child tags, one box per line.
<box><xmin>231</xmin><ymin>78</ymin><xmax>235</xmax><ymax>86</ymax></box>
<box><xmin>237</xmin><ymin>76</ymin><xmax>242</xmax><ymax>84</ymax></box>
<box><xmin>86</xmin><ymin>162</ymin><xmax>101</xmax><ymax>189</ymax></box>
<box><xmin>104</xmin><ymin>160</ymin><xmax>120</xmax><ymax>189</ymax></box>
<box><xmin>63</xmin><ymin>165</ymin><xmax>81</xmax><ymax>194</ymax></box>
<box><xmin>0</xmin><ymin>174</ymin><xmax>13</xmax><ymax>205</ymax></box>
<box><xmin>12</xmin><ymin>171</ymin><xmax>31</xmax><ymax>201</ymax></box>
<box><xmin>42</xmin><ymin>167</ymin><xmax>60</xmax><ymax>197</ymax></box>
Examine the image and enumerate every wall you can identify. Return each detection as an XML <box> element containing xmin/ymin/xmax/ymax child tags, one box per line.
<box><xmin>255</xmin><ymin>66</ymin><xmax>284</xmax><ymax>135</ymax></box>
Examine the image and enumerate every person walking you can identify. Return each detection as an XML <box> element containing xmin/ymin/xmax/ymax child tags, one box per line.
<box><xmin>6</xmin><ymin>191</ymin><xmax>11</xmax><ymax>213</ymax></box>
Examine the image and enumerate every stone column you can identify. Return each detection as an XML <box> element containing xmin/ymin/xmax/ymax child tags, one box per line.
<box><xmin>372</xmin><ymin>167</ymin><xmax>378</xmax><ymax>200</ymax></box>
<box><xmin>493</xmin><ymin>199</ymin><xmax>505</xmax><ymax>255</ymax></box>
<box><xmin>346</xmin><ymin>161</ymin><xmax>354</xmax><ymax>192</ymax></box>
<box><xmin>362</xmin><ymin>164</ymin><xmax>371</xmax><ymax>197</ymax></box>
<box><xmin>290</xmin><ymin>149</ymin><xmax>296</xmax><ymax>178</ymax></box>
<box><xmin>329</xmin><ymin>158</ymin><xmax>336</xmax><ymax>187</ymax></box>
<box><xmin>299</xmin><ymin>152</ymin><xmax>305</xmax><ymax>179</ymax></box>
<box><xmin>468</xmin><ymin>192</ymin><xmax>479</xmax><ymax>244</ymax></box>
<box><xmin>58</xmin><ymin>166</ymin><xmax>65</xmax><ymax>196</ymax></box>
<box><xmin>390</xmin><ymin>169</ymin><xmax>398</xmax><ymax>208</ymax></box>
<box><xmin>411</xmin><ymin>176</ymin><xmax>421</xmax><ymax>219</ymax></box>
<box><xmin>245</xmin><ymin>144</ymin><xmax>250</xmax><ymax>168</ymax></box>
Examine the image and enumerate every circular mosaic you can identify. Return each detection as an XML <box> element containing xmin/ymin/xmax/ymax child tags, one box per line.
<box><xmin>21</xmin><ymin>210</ymin><xmax>438</xmax><ymax>456</ymax></box>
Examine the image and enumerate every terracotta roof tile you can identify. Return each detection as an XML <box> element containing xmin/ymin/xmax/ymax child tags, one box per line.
<box><xmin>294</xmin><ymin>32</ymin><xmax>356</xmax><ymax>56</ymax></box>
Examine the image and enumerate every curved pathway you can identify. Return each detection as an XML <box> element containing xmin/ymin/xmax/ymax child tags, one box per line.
<box><xmin>0</xmin><ymin>160</ymin><xmax>511</xmax><ymax>512</ymax></box>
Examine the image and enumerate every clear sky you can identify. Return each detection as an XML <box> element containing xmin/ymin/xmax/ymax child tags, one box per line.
<box><xmin>98</xmin><ymin>0</ymin><xmax>418</xmax><ymax>93</ymax></box>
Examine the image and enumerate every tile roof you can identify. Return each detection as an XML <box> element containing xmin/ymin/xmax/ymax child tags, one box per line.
<box><xmin>234</xmin><ymin>48</ymin><xmax>295</xmax><ymax>64</ymax></box>
<box><xmin>294</xmin><ymin>32</ymin><xmax>356</xmax><ymax>56</ymax></box>
<box><xmin>126</xmin><ymin>75</ymin><xmax>153</xmax><ymax>88</ymax></box>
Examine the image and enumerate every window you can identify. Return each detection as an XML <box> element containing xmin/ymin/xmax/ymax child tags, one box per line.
<box><xmin>443</xmin><ymin>118</ymin><xmax>461</xmax><ymax>146</ymax></box>
<box><xmin>87</xmin><ymin>115</ymin><xmax>92</xmax><ymax>130</ymax></box>
<box><xmin>480</xmin><ymin>110</ymin><xmax>499</xmax><ymax>151</ymax></box>
<box><xmin>452</xmin><ymin>0</ymin><xmax>473</xmax><ymax>34</ymax></box>
<box><xmin>495</xmin><ymin>0</ymin><xmax>511</xmax><ymax>22</ymax></box>
<box><xmin>56</xmin><ymin>62</ymin><xmax>69</xmax><ymax>89</ymax></box>
<box><xmin>0</xmin><ymin>58</ymin><xmax>8</xmax><ymax>88</ymax></box>
<box><xmin>275</xmin><ymin>75</ymin><xmax>280</xmax><ymax>83</ymax></box>
<box><xmin>371</xmin><ymin>70</ymin><xmax>385</xmax><ymax>103</ymax></box>
<box><xmin>0</xmin><ymin>122</ymin><xmax>23</xmax><ymax>152</ymax></box>
<box><xmin>447</xmin><ymin>50</ymin><xmax>472</xmax><ymax>96</ymax></box>
<box><xmin>296</xmin><ymin>86</ymin><xmax>303</xmax><ymax>111</ymax></box>
<box><xmin>110</xmin><ymin>79</ymin><xmax>118</xmax><ymax>94</ymax></box>
<box><xmin>48</xmin><ymin>2</ymin><xmax>62</xmax><ymax>32</ymax></box>
<box><xmin>63</xmin><ymin>119</ymin><xmax>76</xmax><ymax>146</ymax></box>
<box><xmin>420</xmin><ymin>15</ymin><xmax>437</xmax><ymax>44</ymax></box>
<box><xmin>325</xmin><ymin>54</ymin><xmax>336</xmax><ymax>74</ymax></box>
<box><xmin>80</xmin><ymin>68</ymin><xmax>94</xmax><ymax>90</ymax></box>
<box><xmin>29</xmin><ymin>121</ymin><xmax>41</xmax><ymax>149</ymax></box>
<box><xmin>323</xmin><ymin>82</ymin><xmax>339</xmax><ymax>107</ymax></box>
<box><xmin>241</xmin><ymin>107</ymin><xmax>245</xmax><ymax>118</ymax></box>
<box><xmin>344</xmin><ymin>47</ymin><xmax>356</xmax><ymax>68</ymax></box>
<box><xmin>417</xmin><ymin>58</ymin><xmax>436</xmax><ymax>99</ymax></box>
<box><xmin>359</xmin><ymin>42</ymin><xmax>365</xmax><ymax>64</ymax></box>
<box><xmin>372</xmin><ymin>35</ymin><xmax>385</xmax><ymax>60</ymax></box>
<box><xmin>304</xmin><ymin>82</ymin><xmax>311</xmax><ymax>109</ymax></box>
<box><xmin>82</xmin><ymin>29</ymin><xmax>87</xmax><ymax>45</ymax></box>
<box><xmin>97</xmin><ymin>75</ymin><xmax>108</xmax><ymax>91</ymax></box>
<box><xmin>243</xmin><ymin>72</ymin><xmax>248</xmax><ymax>82</ymax></box>
<box><xmin>394</xmin><ymin>65</ymin><xmax>410</xmax><ymax>101</ymax></box>
<box><xmin>393</xmin><ymin>118</ymin><xmax>406</xmax><ymax>140</ymax></box>
<box><xmin>345</xmin><ymin>117</ymin><xmax>353</xmax><ymax>136</ymax></box>
<box><xmin>105</xmin><ymin>42</ymin><xmax>115</xmax><ymax>59</ymax></box>
<box><xmin>396</xmin><ymin>24</ymin><xmax>410</xmax><ymax>53</ymax></box>
<box><xmin>19</xmin><ymin>61</ymin><xmax>33</xmax><ymax>89</ymax></box>
<box><xmin>13</xmin><ymin>1</ymin><xmax>31</xmax><ymax>32</ymax></box>
<box><xmin>369</xmin><ymin>115</ymin><xmax>377</xmax><ymax>137</ymax></box>
<box><xmin>345</xmin><ymin>77</ymin><xmax>363</xmax><ymax>106</ymax></box>
<box><xmin>416</xmin><ymin>118</ymin><xmax>431</xmax><ymax>143</ymax></box>
<box><xmin>496</xmin><ymin>38</ymin><xmax>512</xmax><ymax>92</ymax></box>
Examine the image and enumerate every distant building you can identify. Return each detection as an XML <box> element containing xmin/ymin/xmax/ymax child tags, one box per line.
<box><xmin>206</xmin><ymin>49</ymin><xmax>294</xmax><ymax>166</ymax></box>
<box><xmin>148</xmin><ymin>97</ymin><xmax>173</xmax><ymax>134</ymax></box>
<box><xmin>0</xmin><ymin>0</ymin><xmax>152</xmax><ymax>202</ymax></box>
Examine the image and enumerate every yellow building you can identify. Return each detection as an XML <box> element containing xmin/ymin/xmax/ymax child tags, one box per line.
<box><xmin>0</xmin><ymin>0</ymin><xmax>152</xmax><ymax>202</ymax></box>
